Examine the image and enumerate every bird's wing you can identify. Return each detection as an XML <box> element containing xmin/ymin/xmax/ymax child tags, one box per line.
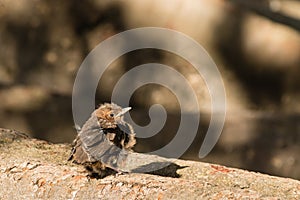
<box><xmin>78</xmin><ymin>112</ymin><xmax>129</xmax><ymax>172</ymax></box>
<box><xmin>68</xmin><ymin>136</ymin><xmax>90</xmax><ymax>163</ymax></box>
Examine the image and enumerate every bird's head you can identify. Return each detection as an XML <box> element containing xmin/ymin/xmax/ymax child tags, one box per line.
<box><xmin>95</xmin><ymin>103</ymin><xmax>131</xmax><ymax>128</ymax></box>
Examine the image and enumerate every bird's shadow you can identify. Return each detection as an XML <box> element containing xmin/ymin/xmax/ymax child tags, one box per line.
<box><xmin>131</xmin><ymin>162</ymin><xmax>187</xmax><ymax>178</ymax></box>
<box><xmin>88</xmin><ymin>162</ymin><xmax>186</xmax><ymax>179</ymax></box>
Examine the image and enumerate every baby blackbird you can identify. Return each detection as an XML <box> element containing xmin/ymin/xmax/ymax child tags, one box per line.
<box><xmin>68</xmin><ymin>103</ymin><xmax>136</xmax><ymax>178</ymax></box>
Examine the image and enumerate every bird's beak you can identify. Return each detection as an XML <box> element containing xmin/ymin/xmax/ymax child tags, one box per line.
<box><xmin>115</xmin><ymin>107</ymin><xmax>131</xmax><ymax>117</ymax></box>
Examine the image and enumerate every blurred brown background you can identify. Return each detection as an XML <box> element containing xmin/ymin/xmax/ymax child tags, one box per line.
<box><xmin>0</xmin><ymin>0</ymin><xmax>299</xmax><ymax>179</ymax></box>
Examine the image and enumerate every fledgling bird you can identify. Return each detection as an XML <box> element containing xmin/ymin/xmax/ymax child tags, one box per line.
<box><xmin>68</xmin><ymin>103</ymin><xmax>136</xmax><ymax>178</ymax></box>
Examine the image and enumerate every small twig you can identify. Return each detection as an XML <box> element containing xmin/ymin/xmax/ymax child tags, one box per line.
<box><xmin>229</xmin><ymin>0</ymin><xmax>300</xmax><ymax>31</ymax></box>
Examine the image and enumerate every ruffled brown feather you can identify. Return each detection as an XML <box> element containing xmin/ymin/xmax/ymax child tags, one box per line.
<box><xmin>69</xmin><ymin>103</ymin><xmax>136</xmax><ymax>178</ymax></box>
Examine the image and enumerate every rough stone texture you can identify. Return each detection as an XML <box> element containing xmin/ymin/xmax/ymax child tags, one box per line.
<box><xmin>0</xmin><ymin>128</ymin><xmax>299</xmax><ymax>200</ymax></box>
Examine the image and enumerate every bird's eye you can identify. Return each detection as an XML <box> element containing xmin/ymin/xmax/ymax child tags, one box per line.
<box><xmin>109</xmin><ymin>113</ymin><xmax>114</xmax><ymax>117</ymax></box>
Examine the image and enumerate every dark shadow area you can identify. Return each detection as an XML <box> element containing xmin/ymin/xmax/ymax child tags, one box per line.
<box><xmin>242</xmin><ymin>113</ymin><xmax>300</xmax><ymax>178</ymax></box>
<box><xmin>68</xmin><ymin>0</ymin><xmax>126</xmax><ymax>35</ymax></box>
<box><xmin>67</xmin><ymin>0</ymin><xmax>127</xmax><ymax>63</ymax></box>
<box><xmin>132</xmin><ymin>162</ymin><xmax>186</xmax><ymax>178</ymax></box>
<box><xmin>214</xmin><ymin>10</ymin><xmax>285</xmax><ymax>109</ymax></box>
<box><xmin>5</xmin><ymin>22</ymin><xmax>49</xmax><ymax>84</ymax></box>
<box><xmin>24</xmin><ymin>94</ymin><xmax>73</xmax><ymax>142</ymax></box>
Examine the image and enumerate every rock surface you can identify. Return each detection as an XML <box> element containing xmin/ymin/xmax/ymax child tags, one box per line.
<box><xmin>0</xmin><ymin>128</ymin><xmax>299</xmax><ymax>199</ymax></box>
